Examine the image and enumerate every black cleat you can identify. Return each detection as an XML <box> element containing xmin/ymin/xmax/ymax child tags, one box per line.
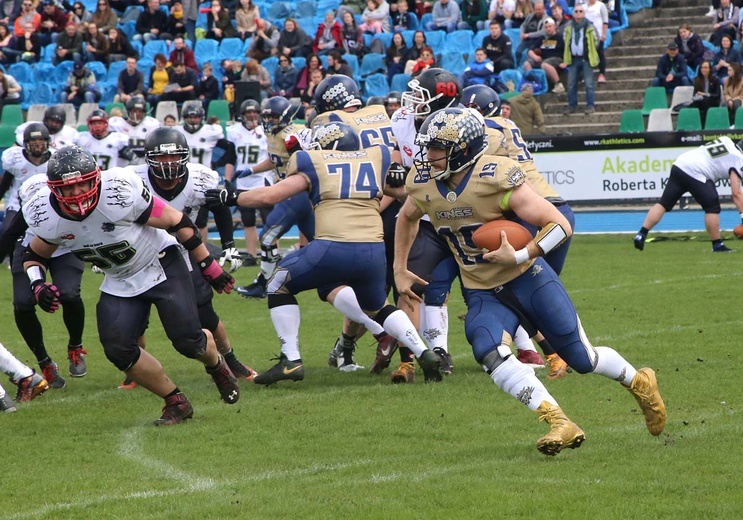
<box><xmin>236</xmin><ymin>274</ymin><xmax>267</xmax><ymax>299</ymax></box>
<box><xmin>417</xmin><ymin>349</ymin><xmax>444</xmax><ymax>383</ymax></box>
<box><xmin>153</xmin><ymin>393</ymin><xmax>194</xmax><ymax>426</ymax></box>
<box><xmin>369</xmin><ymin>332</ymin><xmax>398</xmax><ymax>374</ymax></box>
<box><xmin>254</xmin><ymin>355</ymin><xmax>304</xmax><ymax>385</ymax></box>
<box><xmin>433</xmin><ymin>347</ymin><xmax>454</xmax><ymax>374</ymax></box>
<box><xmin>206</xmin><ymin>356</ymin><xmax>240</xmax><ymax>404</ymax></box>
<box><xmin>633</xmin><ymin>233</ymin><xmax>646</xmax><ymax>251</ymax></box>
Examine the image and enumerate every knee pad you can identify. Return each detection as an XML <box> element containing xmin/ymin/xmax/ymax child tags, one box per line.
<box><xmin>102</xmin><ymin>340</ymin><xmax>142</xmax><ymax>371</ymax></box>
<box><xmin>268</xmin><ymin>293</ymin><xmax>298</xmax><ymax>309</ymax></box>
<box><xmin>173</xmin><ymin>330</ymin><xmax>207</xmax><ymax>360</ymax></box>
<box><xmin>479</xmin><ymin>345</ymin><xmax>513</xmax><ymax>374</ymax></box>
<box><xmin>423</xmin><ymin>283</ymin><xmax>449</xmax><ymax>306</ymax></box>
<box><xmin>259</xmin><ymin>242</ymin><xmax>282</xmax><ymax>262</ymax></box>
<box><xmin>197</xmin><ymin>302</ymin><xmax>220</xmax><ymax>332</ymax></box>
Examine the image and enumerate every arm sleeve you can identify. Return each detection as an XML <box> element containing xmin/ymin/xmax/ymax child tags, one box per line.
<box><xmin>0</xmin><ymin>170</ymin><xmax>14</xmax><ymax>200</ymax></box>
<box><xmin>211</xmin><ymin>202</ymin><xmax>235</xmax><ymax>248</ymax></box>
<box><xmin>212</xmin><ymin>139</ymin><xmax>236</xmax><ymax>168</ymax></box>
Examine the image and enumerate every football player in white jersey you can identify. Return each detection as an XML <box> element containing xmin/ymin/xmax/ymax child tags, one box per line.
<box><xmin>108</xmin><ymin>95</ymin><xmax>161</xmax><ymax>157</ymax></box>
<box><xmin>635</xmin><ymin>136</ymin><xmax>743</xmax><ymax>252</ymax></box>
<box><xmin>224</xmin><ymin>99</ymin><xmax>271</xmax><ymax>259</ymax></box>
<box><xmin>15</xmin><ymin>106</ymin><xmax>79</xmax><ymax>149</ymax></box>
<box><xmin>74</xmin><ymin>110</ymin><xmax>139</xmax><ymax>170</ymax></box>
<box><xmin>0</xmin><ymin>170</ymin><xmax>87</xmax><ymax>388</ymax></box>
<box><xmin>134</xmin><ymin>127</ymin><xmax>257</xmax><ymax>382</ymax></box>
<box><xmin>21</xmin><ymin>145</ymin><xmax>240</xmax><ymax>425</ymax></box>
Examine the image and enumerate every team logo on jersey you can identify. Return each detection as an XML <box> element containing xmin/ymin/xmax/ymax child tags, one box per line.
<box><xmin>505</xmin><ymin>165</ymin><xmax>525</xmax><ymax>187</ymax></box>
<box><xmin>61</xmin><ymin>233</ymin><xmax>75</xmax><ymax>240</ymax></box>
<box><xmin>101</xmin><ymin>222</ymin><xmax>115</xmax><ymax>232</ymax></box>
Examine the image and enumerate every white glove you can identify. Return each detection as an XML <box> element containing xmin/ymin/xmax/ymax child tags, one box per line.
<box><xmin>91</xmin><ymin>265</ymin><xmax>105</xmax><ymax>275</ymax></box>
<box><xmin>219</xmin><ymin>247</ymin><xmax>243</xmax><ymax>273</ymax></box>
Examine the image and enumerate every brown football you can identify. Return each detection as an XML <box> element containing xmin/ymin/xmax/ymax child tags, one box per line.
<box><xmin>734</xmin><ymin>224</ymin><xmax>743</xmax><ymax>239</ymax></box>
<box><xmin>472</xmin><ymin>220</ymin><xmax>533</xmax><ymax>251</ymax></box>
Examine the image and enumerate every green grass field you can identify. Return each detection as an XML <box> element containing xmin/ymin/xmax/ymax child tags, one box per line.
<box><xmin>1</xmin><ymin>233</ymin><xmax>742</xmax><ymax>519</ymax></box>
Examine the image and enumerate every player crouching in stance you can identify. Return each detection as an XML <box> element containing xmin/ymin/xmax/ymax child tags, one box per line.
<box><xmin>395</xmin><ymin>108</ymin><xmax>666</xmax><ymax>455</ymax></box>
<box><xmin>21</xmin><ymin>146</ymin><xmax>240</xmax><ymax>425</ymax></box>
<box><xmin>206</xmin><ymin>123</ymin><xmax>445</xmax><ymax>385</ymax></box>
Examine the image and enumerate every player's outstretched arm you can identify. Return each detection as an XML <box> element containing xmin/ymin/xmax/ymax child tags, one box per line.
<box><xmin>393</xmin><ymin>196</ymin><xmax>427</xmax><ymax>303</ymax></box>
<box><xmin>205</xmin><ymin>175</ymin><xmax>309</xmax><ymax>208</ymax></box>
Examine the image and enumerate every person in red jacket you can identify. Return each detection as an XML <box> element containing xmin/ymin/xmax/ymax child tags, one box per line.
<box><xmin>169</xmin><ymin>36</ymin><xmax>198</xmax><ymax>72</ymax></box>
<box><xmin>313</xmin><ymin>11</ymin><xmax>343</xmax><ymax>55</ymax></box>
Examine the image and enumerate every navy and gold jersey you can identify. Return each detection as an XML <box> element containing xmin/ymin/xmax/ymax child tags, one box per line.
<box><xmin>484</xmin><ymin>116</ymin><xmax>559</xmax><ymax>199</ymax></box>
<box><xmin>286</xmin><ymin>145</ymin><xmax>391</xmax><ymax>242</ymax></box>
<box><xmin>267</xmin><ymin>123</ymin><xmax>300</xmax><ymax>179</ymax></box>
<box><xmin>406</xmin><ymin>154</ymin><xmax>534</xmax><ymax>289</ymax></box>
<box><xmin>313</xmin><ymin>105</ymin><xmax>397</xmax><ymax>150</ymax></box>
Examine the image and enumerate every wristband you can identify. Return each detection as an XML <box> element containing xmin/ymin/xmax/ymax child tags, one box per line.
<box><xmin>514</xmin><ymin>248</ymin><xmax>530</xmax><ymax>265</ymax></box>
<box><xmin>27</xmin><ymin>265</ymin><xmax>45</xmax><ymax>284</ymax></box>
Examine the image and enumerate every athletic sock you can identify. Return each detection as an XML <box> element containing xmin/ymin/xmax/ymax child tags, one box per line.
<box><xmin>592</xmin><ymin>346</ymin><xmax>637</xmax><ymax>387</ymax></box>
<box><xmin>513</xmin><ymin>326</ymin><xmax>537</xmax><ymax>352</ymax></box>
<box><xmin>489</xmin><ymin>355</ymin><xmax>557</xmax><ymax>410</ymax></box>
<box><xmin>422</xmin><ymin>304</ymin><xmax>449</xmax><ymax>352</ymax></box>
<box><xmin>382</xmin><ymin>310</ymin><xmax>426</xmax><ymax>357</ymax></box>
<box><xmin>269</xmin><ymin>304</ymin><xmax>301</xmax><ymax>361</ymax></box>
<box><xmin>331</xmin><ymin>286</ymin><xmax>385</xmax><ymax>335</ymax></box>
<box><xmin>62</xmin><ymin>298</ymin><xmax>85</xmax><ymax>346</ymax></box>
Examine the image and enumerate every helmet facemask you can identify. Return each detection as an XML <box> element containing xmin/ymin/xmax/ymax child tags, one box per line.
<box><xmin>48</xmin><ymin>169</ymin><xmax>101</xmax><ymax>217</ymax></box>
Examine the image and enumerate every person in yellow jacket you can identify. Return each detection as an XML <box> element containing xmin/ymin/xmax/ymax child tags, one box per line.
<box><xmin>561</xmin><ymin>5</ymin><xmax>599</xmax><ymax>115</ymax></box>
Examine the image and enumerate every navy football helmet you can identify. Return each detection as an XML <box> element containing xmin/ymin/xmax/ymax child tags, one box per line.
<box><xmin>414</xmin><ymin>108</ymin><xmax>486</xmax><ymax>181</ymax></box>
<box><xmin>23</xmin><ymin>123</ymin><xmax>51</xmax><ymax>158</ymax></box>
<box><xmin>261</xmin><ymin>97</ymin><xmax>298</xmax><ymax>133</ymax></box>
<box><xmin>461</xmin><ymin>85</ymin><xmax>501</xmax><ymax>118</ymax></box>
<box><xmin>313</xmin><ymin>75</ymin><xmax>363</xmax><ymax>114</ymax></box>
<box><xmin>402</xmin><ymin>68</ymin><xmax>461</xmax><ymax>120</ymax></box>
<box><xmin>182</xmin><ymin>103</ymin><xmax>205</xmax><ymax>133</ymax></box>
<box><xmin>47</xmin><ymin>145</ymin><xmax>101</xmax><ymax>217</ymax></box>
<box><xmin>310</xmin><ymin>122</ymin><xmax>360</xmax><ymax>151</ymax></box>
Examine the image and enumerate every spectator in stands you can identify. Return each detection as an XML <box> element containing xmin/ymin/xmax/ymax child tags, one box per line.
<box><xmin>386</xmin><ymin>31</ymin><xmax>408</xmax><ymax>82</ymax></box>
<box><xmin>515</xmin><ymin>0</ymin><xmax>547</xmax><ymax>66</ymax></box>
<box><xmin>690</xmin><ymin>60</ymin><xmax>721</xmax><ymax>126</ymax></box>
<box><xmin>675</xmin><ymin>23</ymin><xmax>704</xmax><ymax>71</ymax></box>
<box><xmin>115</xmin><ymin>55</ymin><xmax>144</xmax><ymax>103</ymax></box>
<box><xmin>461</xmin><ymin>0</ymin><xmax>489</xmax><ymax>31</ymax></box>
<box><xmin>108</xmin><ymin>27</ymin><xmax>138</xmax><ymax>62</ymax></box>
<box><xmin>180</xmin><ymin>0</ymin><xmax>198</xmax><ymax>44</ymax></box>
<box><xmin>278</xmin><ymin>18</ymin><xmax>313</xmax><ymax>58</ymax></box>
<box><xmin>163</xmin><ymin>114</ymin><xmax>176</xmax><ymax>126</ymax></box>
<box><xmin>426</xmin><ymin>0</ymin><xmax>465</xmax><ymax>32</ymax></box>
<box><xmin>462</xmin><ymin>48</ymin><xmax>497</xmax><ymax>87</ymax></box>
<box><xmin>223</xmin><ymin>58</ymin><xmax>244</xmax><ymax>88</ymax></box>
<box><xmin>563</xmin><ymin>4</ymin><xmax>598</xmax><ymax>114</ymax></box>
<box><xmin>83</xmin><ymin>22</ymin><xmax>109</xmax><ymax>63</ymax></box>
<box><xmin>0</xmin><ymin>67</ymin><xmax>21</xmax><ymax>109</ymax></box>
<box><xmin>584</xmin><ymin>0</ymin><xmax>608</xmax><ymax>83</ymax></box>
<box><xmin>314</xmin><ymin>11</ymin><xmax>343</xmax><ymax>55</ymax></box>
<box><xmin>500</xmin><ymin>98</ymin><xmax>511</xmax><ymax>117</ymax></box>
<box><xmin>546</xmin><ymin>0</ymin><xmax>569</xmax><ymax>18</ymax></box>
<box><xmin>275</xmin><ymin>54</ymin><xmax>298</xmax><ymax>96</ymax></box>
<box><xmin>146</xmin><ymin>53</ymin><xmax>172</xmax><ymax>107</ymax></box>
<box><xmin>604</xmin><ymin>0</ymin><xmax>622</xmax><ymax>29</ymax></box>
<box><xmin>488</xmin><ymin>0</ymin><xmax>516</xmax><ymax>30</ymax></box>
<box><xmin>509</xmin><ymin>82</ymin><xmax>545</xmax><ymax>134</ymax></box>
<box><xmin>295</xmin><ymin>52</ymin><xmax>325</xmax><ymax>94</ymax></box>
<box><xmin>404</xmin><ymin>29</ymin><xmax>427</xmax><ymax>70</ymax></box>
<box><xmin>14</xmin><ymin>20</ymin><xmax>40</xmax><ymax>62</ymax></box>
<box><xmin>247</xmin><ymin>19</ymin><xmax>280</xmax><ymax>61</ymax></box>
<box><xmin>169</xmin><ymin>36</ymin><xmax>197</xmax><ymax>72</ymax></box>
<box><xmin>300</xmin><ymin>67</ymin><xmax>325</xmax><ymax>108</ymax></box>
<box><xmin>392</xmin><ymin>0</ymin><xmax>414</xmax><ymax>31</ymax></box>
<box><xmin>197</xmin><ymin>61</ymin><xmax>220</xmax><ymax>110</ymax></box>
<box><xmin>651</xmin><ymin>43</ymin><xmax>691</xmax><ymax>90</ymax></box>
<box><xmin>71</xmin><ymin>2</ymin><xmax>93</xmax><ymax>29</ymax></box>
<box><xmin>724</xmin><ymin>61</ymin><xmax>743</xmax><ymax>123</ymax></box>
<box><xmin>482</xmin><ymin>20</ymin><xmax>514</xmax><ymax>72</ymax></box>
<box><xmin>411</xmin><ymin>45</ymin><xmax>436</xmax><ymax>77</ymax></box>
<box><xmin>551</xmin><ymin>4</ymin><xmax>568</xmax><ymax>34</ymax></box>
<box><xmin>524</xmin><ymin>17</ymin><xmax>564</xmax><ymax>92</ymax></box>
<box><xmin>164</xmin><ymin>1</ymin><xmax>188</xmax><ymax>40</ymax></box>
<box><xmin>0</xmin><ymin>21</ymin><xmax>19</xmax><ymax>65</ymax></box>
<box><xmin>91</xmin><ymin>0</ymin><xmax>119</xmax><ymax>35</ymax></box>
<box><xmin>206</xmin><ymin>0</ymin><xmax>235</xmax><ymax>42</ymax></box>
<box><xmin>54</xmin><ymin>20</ymin><xmax>82</xmax><ymax>64</ymax></box>
<box><xmin>61</xmin><ymin>59</ymin><xmax>101</xmax><ymax>106</ymax></box>
<box><xmin>360</xmin><ymin>0</ymin><xmax>391</xmax><ymax>34</ymax></box>
<box><xmin>13</xmin><ymin>0</ymin><xmax>39</xmax><ymax>38</ymax></box>
<box><xmin>328</xmin><ymin>49</ymin><xmax>354</xmax><ymax>77</ymax></box>
<box><xmin>236</xmin><ymin>0</ymin><xmax>260</xmax><ymax>40</ymax></box>
<box><xmin>242</xmin><ymin>58</ymin><xmax>272</xmax><ymax>100</ymax></box>
<box><xmin>160</xmin><ymin>60</ymin><xmax>198</xmax><ymax>105</ymax></box>
<box><xmin>340</xmin><ymin>10</ymin><xmax>365</xmax><ymax>56</ymax></box>
<box><xmin>134</xmin><ymin>0</ymin><xmax>170</xmax><ymax>43</ymax></box>
<box><xmin>711</xmin><ymin>0</ymin><xmax>738</xmax><ymax>47</ymax></box>
<box><xmin>713</xmin><ymin>34</ymin><xmax>740</xmax><ymax>80</ymax></box>
<box><xmin>511</xmin><ymin>0</ymin><xmax>533</xmax><ymax>30</ymax></box>
<box><xmin>38</xmin><ymin>0</ymin><xmax>68</xmax><ymax>46</ymax></box>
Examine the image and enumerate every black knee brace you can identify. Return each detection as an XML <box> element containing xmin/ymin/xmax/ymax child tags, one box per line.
<box><xmin>373</xmin><ymin>305</ymin><xmax>398</xmax><ymax>327</ymax></box>
<box><xmin>173</xmin><ymin>330</ymin><xmax>208</xmax><ymax>360</ymax></box>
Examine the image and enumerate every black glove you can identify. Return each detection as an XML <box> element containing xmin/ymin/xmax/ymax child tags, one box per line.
<box><xmin>198</xmin><ymin>255</ymin><xmax>235</xmax><ymax>294</ymax></box>
<box><xmin>205</xmin><ymin>187</ymin><xmax>239</xmax><ymax>207</ymax></box>
<box><xmin>224</xmin><ymin>178</ymin><xmax>234</xmax><ymax>190</ymax></box>
<box><xmin>32</xmin><ymin>281</ymin><xmax>61</xmax><ymax>313</ymax></box>
<box><xmin>386</xmin><ymin>162</ymin><xmax>408</xmax><ymax>188</ymax></box>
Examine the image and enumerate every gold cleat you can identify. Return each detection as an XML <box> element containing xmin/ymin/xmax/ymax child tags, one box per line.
<box><xmin>546</xmin><ymin>354</ymin><xmax>569</xmax><ymax>380</ymax></box>
<box><xmin>390</xmin><ymin>362</ymin><xmax>415</xmax><ymax>384</ymax></box>
<box><xmin>627</xmin><ymin>368</ymin><xmax>666</xmax><ymax>436</ymax></box>
<box><xmin>536</xmin><ymin>401</ymin><xmax>586</xmax><ymax>456</ymax></box>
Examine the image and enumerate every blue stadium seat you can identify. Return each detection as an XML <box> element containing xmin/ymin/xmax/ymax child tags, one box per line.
<box><xmin>296</xmin><ymin>17</ymin><xmax>318</xmax><ymax>37</ymax></box>
<box><xmin>55</xmin><ymin>60</ymin><xmax>75</xmax><ymax>84</ymax></box>
<box><xmin>218</xmin><ymin>38</ymin><xmax>243</xmax><ymax>60</ymax></box>
<box><xmin>41</xmin><ymin>43</ymin><xmax>56</xmax><ymax>63</ymax></box>
<box><xmin>498</xmin><ymin>68</ymin><xmax>522</xmax><ymax>91</ymax></box>
<box><xmin>406</xmin><ymin>13</ymin><xmax>419</xmax><ymax>30</ymax></box>
<box><xmin>344</xmin><ymin>53</ymin><xmax>359</xmax><ymax>78</ymax></box>
<box><xmin>420</xmin><ymin>13</ymin><xmax>433</xmax><ymax>29</ymax></box>
<box><xmin>33</xmin><ymin>62</ymin><xmax>55</xmax><ymax>85</ymax></box>
<box><xmin>400</xmin><ymin>30</ymin><xmax>416</xmax><ymax>47</ymax></box>
<box><xmin>319</xmin><ymin>54</ymin><xmax>329</xmax><ymax>69</ymax></box>
<box><xmin>261</xmin><ymin>56</ymin><xmax>279</xmax><ymax>79</ymax></box>
<box><xmin>370</xmin><ymin>32</ymin><xmax>394</xmax><ymax>49</ymax></box>
<box><xmin>472</xmin><ymin>29</ymin><xmax>489</xmax><ymax>49</ymax></box>
<box><xmin>9</xmin><ymin>62</ymin><xmax>33</xmax><ymax>83</ymax></box>
<box><xmin>317</xmin><ymin>0</ymin><xmax>341</xmax><ymax>12</ymax></box>
<box><xmin>194</xmin><ymin>38</ymin><xmax>219</xmax><ymax>66</ymax></box>
<box><xmin>362</xmin><ymin>73</ymin><xmax>390</xmax><ymax>101</ymax></box>
<box><xmin>291</xmin><ymin>56</ymin><xmax>306</xmax><ymax>70</ymax></box>
<box><xmin>267</xmin><ymin>1</ymin><xmax>292</xmax><ymax>21</ymax></box>
<box><xmin>521</xmin><ymin>68</ymin><xmax>548</xmax><ymax>95</ymax></box>
<box><xmin>444</xmin><ymin>30</ymin><xmax>475</xmax><ymax>58</ymax></box>
<box><xmin>143</xmin><ymin>39</ymin><xmax>168</xmax><ymax>61</ymax></box>
<box><xmin>32</xmin><ymin>82</ymin><xmax>55</xmax><ymax>106</ymax></box>
<box><xmin>423</xmin><ymin>30</ymin><xmax>445</xmax><ymax>53</ymax></box>
<box><xmin>441</xmin><ymin>51</ymin><xmax>467</xmax><ymax>76</ymax></box>
<box><xmin>359</xmin><ymin>53</ymin><xmax>386</xmax><ymax>79</ymax></box>
<box><xmin>504</xmin><ymin>28</ymin><xmax>521</xmax><ymax>62</ymax></box>
<box><xmin>390</xmin><ymin>73</ymin><xmax>411</xmax><ymax>93</ymax></box>
<box><xmin>101</xmin><ymin>83</ymin><xmax>116</xmax><ymax>105</ymax></box>
<box><xmin>119</xmin><ymin>20</ymin><xmax>137</xmax><ymax>41</ymax></box>
<box><xmin>86</xmin><ymin>61</ymin><xmax>107</xmax><ymax>83</ymax></box>
<box><xmin>242</xmin><ymin>37</ymin><xmax>253</xmax><ymax>55</ymax></box>
<box><xmin>296</xmin><ymin>1</ymin><xmax>317</xmax><ymax>20</ymax></box>
<box><xmin>131</xmin><ymin>40</ymin><xmax>143</xmax><ymax>58</ymax></box>
<box><xmin>106</xmin><ymin>60</ymin><xmax>127</xmax><ymax>86</ymax></box>
<box><xmin>136</xmin><ymin>58</ymin><xmax>154</xmax><ymax>88</ymax></box>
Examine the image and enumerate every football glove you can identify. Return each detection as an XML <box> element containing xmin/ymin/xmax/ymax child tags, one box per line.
<box><xmin>198</xmin><ymin>255</ymin><xmax>235</xmax><ymax>294</ymax></box>
<box><xmin>91</xmin><ymin>265</ymin><xmax>105</xmax><ymax>275</ymax></box>
<box><xmin>205</xmin><ymin>187</ymin><xmax>239</xmax><ymax>207</ymax></box>
<box><xmin>386</xmin><ymin>162</ymin><xmax>408</xmax><ymax>188</ymax></box>
<box><xmin>219</xmin><ymin>247</ymin><xmax>243</xmax><ymax>273</ymax></box>
<box><xmin>31</xmin><ymin>281</ymin><xmax>60</xmax><ymax>313</ymax></box>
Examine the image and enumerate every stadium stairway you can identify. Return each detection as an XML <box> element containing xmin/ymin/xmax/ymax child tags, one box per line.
<box><xmin>543</xmin><ymin>0</ymin><xmax>710</xmax><ymax>135</ymax></box>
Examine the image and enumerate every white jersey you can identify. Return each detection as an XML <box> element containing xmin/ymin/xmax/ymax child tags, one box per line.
<box><xmin>109</xmin><ymin>116</ymin><xmax>161</xmax><ymax>155</ymax></box>
<box><xmin>74</xmin><ymin>131</ymin><xmax>133</xmax><ymax>170</ymax></box>
<box><xmin>132</xmin><ymin>162</ymin><xmax>218</xmax><ymax>221</ymax></box>
<box><xmin>175</xmin><ymin>123</ymin><xmax>224</xmax><ymax>167</ymax></box>
<box><xmin>17</xmin><ymin>173</ymin><xmax>69</xmax><ymax>257</ymax></box>
<box><xmin>15</xmin><ymin>123</ymin><xmax>78</xmax><ymax>149</ymax></box>
<box><xmin>22</xmin><ymin>168</ymin><xmax>177</xmax><ymax>297</ymax></box>
<box><xmin>390</xmin><ymin>107</ymin><xmax>419</xmax><ymax>169</ymax></box>
<box><xmin>674</xmin><ymin>137</ymin><xmax>743</xmax><ymax>183</ymax></box>
<box><xmin>1</xmin><ymin>146</ymin><xmax>51</xmax><ymax>212</ymax></box>
<box><xmin>225</xmin><ymin>123</ymin><xmax>271</xmax><ymax>190</ymax></box>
